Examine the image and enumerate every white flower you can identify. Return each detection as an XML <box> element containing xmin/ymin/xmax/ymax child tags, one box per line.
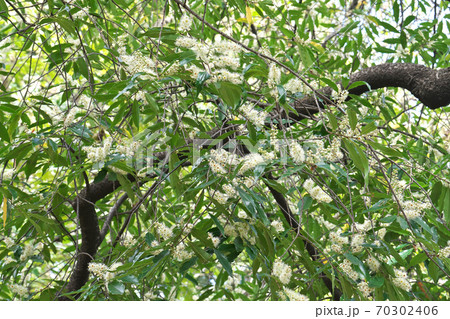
<box><xmin>357</xmin><ymin>281</ymin><xmax>373</xmax><ymax>299</ymax></box>
<box><xmin>173</xmin><ymin>242</ymin><xmax>193</xmax><ymax>261</ymax></box>
<box><xmin>271</xmin><ymin>220</ymin><xmax>284</xmax><ymax>232</ymax></box>
<box><xmin>268</xmin><ymin>63</ymin><xmax>281</xmax><ymax>88</ymax></box>
<box><xmin>303</xmin><ymin>178</ymin><xmax>315</xmax><ymax>191</ymax></box>
<box><xmin>240</xmin><ymin>103</ymin><xmax>267</xmax><ymax>128</ymax></box>
<box><xmin>223</xmin><ymin>184</ymin><xmax>237</xmax><ymax>197</ymax></box>
<box><xmin>329</xmin><ymin>229</ymin><xmax>349</xmax><ymax>246</ymax></box>
<box><xmin>209</xmin><ymin>158</ymin><xmax>227</xmax><ymax>175</ymax></box>
<box><xmin>155</xmin><ymin>222</ymin><xmax>173</xmax><ymax>240</ymax></box>
<box><xmin>213</xmin><ymin>191</ymin><xmax>229</xmax><ymax>205</ymax></box>
<box><xmin>224</xmin><ymin>274</ymin><xmax>241</xmax><ymax>291</ymax></box>
<box><xmin>366</xmin><ymin>255</ymin><xmax>381</xmax><ymax>272</ymax></box>
<box><xmin>377</xmin><ymin>228</ymin><xmax>387</xmax><ymax>240</ymax></box>
<box><xmin>20</xmin><ymin>242</ymin><xmax>36</xmax><ymax>261</ymax></box>
<box><xmin>351</xmin><ymin>233</ymin><xmax>365</xmax><ymax>253</ymax></box>
<box><xmin>281</xmin><ymin>287</ymin><xmax>309</xmax><ymax>301</ymax></box>
<box><xmin>63</xmin><ymin>107</ymin><xmax>80</xmax><ymax>127</ymax></box>
<box><xmin>238</xmin><ymin>153</ymin><xmax>265</xmax><ymax>175</ymax></box>
<box><xmin>238</xmin><ymin>210</ymin><xmax>249</xmax><ymax>219</ymax></box>
<box><xmin>284</xmin><ymin>78</ymin><xmax>305</xmax><ymax>93</ymax></box>
<box><xmin>4</xmin><ymin>256</ymin><xmax>15</xmax><ymax>265</ymax></box>
<box><xmin>178</xmin><ymin>14</ymin><xmax>192</xmax><ymax>32</ymax></box>
<box><xmin>340</xmin><ymin>259</ymin><xmax>359</xmax><ymax>281</ymax></box>
<box><xmin>175</xmin><ymin>36</ymin><xmax>197</xmax><ymax>49</ymax></box>
<box><xmin>4</xmin><ymin>237</ymin><xmax>14</xmax><ymax>249</ymax></box>
<box><xmin>438</xmin><ymin>241</ymin><xmax>450</xmax><ymax>258</ymax></box>
<box><xmin>289</xmin><ymin>142</ymin><xmax>305</xmax><ymax>164</ymax></box>
<box><xmin>272</xmin><ymin>258</ymin><xmax>292</xmax><ymax>285</ymax></box>
<box><xmin>88</xmin><ymin>262</ymin><xmax>109</xmax><ymax>279</ymax></box>
<box><xmin>224</xmin><ymin>224</ymin><xmax>238</xmax><ymax>237</ymax></box>
<box><xmin>9</xmin><ymin>283</ymin><xmax>28</xmax><ymax>297</ymax></box>
<box><xmin>121</xmin><ymin>233</ymin><xmax>136</xmax><ymax>248</ymax></box>
<box><xmin>208</xmin><ymin>233</ymin><xmax>221</xmax><ymax>248</ymax></box>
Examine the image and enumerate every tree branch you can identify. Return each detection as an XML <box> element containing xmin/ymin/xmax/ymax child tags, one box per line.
<box><xmin>264</xmin><ymin>177</ymin><xmax>343</xmax><ymax>301</ymax></box>
<box><xmin>292</xmin><ymin>63</ymin><xmax>450</xmax><ymax>120</ymax></box>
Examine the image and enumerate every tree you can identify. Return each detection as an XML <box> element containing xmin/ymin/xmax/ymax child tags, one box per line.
<box><xmin>0</xmin><ymin>0</ymin><xmax>449</xmax><ymax>301</ymax></box>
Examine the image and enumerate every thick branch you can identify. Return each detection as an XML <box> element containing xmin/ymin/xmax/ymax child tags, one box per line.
<box><xmin>265</xmin><ymin>179</ymin><xmax>343</xmax><ymax>301</ymax></box>
<box><xmin>59</xmin><ymin>176</ymin><xmax>121</xmax><ymax>299</ymax></box>
<box><xmin>292</xmin><ymin>63</ymin><xmax>450</xmax><ymax>120</ymax></box>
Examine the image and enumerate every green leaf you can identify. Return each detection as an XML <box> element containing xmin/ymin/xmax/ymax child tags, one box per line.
<box><xmin>120</xmin><ymin>275</ymin><xmax>139</xmax><ymax>284</ymax></box>
<box><xmin>361</xmin><ymin>122</ymin><xmax>377</xmax><ymax>135</ymax></box>
<box><xmin>216</xmin><ymin>82</ymin><xmax>242</xmax><ymax>107</ymax></box>
<box><xmin>0</xmin><ymin>123</ymin><xmax>10</xmax><ymax>143</ymax></box>
<box><xmin>214</xmin><ymin>249</ymin><xmax>233</xmax><ymax>276</ymax></box>
<box><xmin>116</xmin><ymin>173</ymin><xmax>136</xmax><ymax>202</ymax></box>
<box><xmin>367</xmin><ymin>141</ymin><xmax>404</xmax><ymax>158</ymax></box>
<box><xmin>263</xmin><ymin>178</ymin><xmax>288</xmax><ymax>194</ymax></box>
<box><xmin>368</xmin><ymin>276</ymin><xmax>385</xmax><ymax>288</ymax></box>
<box><xmin>327</xmin><ymin>112</ymin><xmax>339</xmax><ymax>130</ymax></box>
<box><xmin>343</xmin><ymin>139</ymin><xmax>369</xmax><ymax>182</ymax></box>
<box><xmin>320</xmin><ymin>77</ymin><xmax>339</xmax><ymax>92</ymax></box>
<box><xmin>108</xmin><ymin>281</ymin><xmax>125</xmax><ymax>295</ymax></box>
<box><xmin>0</xmin><ymin>0</ymin><xmax>7</xmax><ymax>14</ymax></box>
<box><xmin>410</xmin><ymin>252</ymin><xmax>427</xmax><ymax>267</ymax></box>
<box><xmin>347</xmin><ymin>107</ymin><xmax>358</xmax><ymax>131</ymax></box>
<box><xmin>180</xmin><ymin>256</ymin><xmax>198</xmax><ymax>274</ymax></box>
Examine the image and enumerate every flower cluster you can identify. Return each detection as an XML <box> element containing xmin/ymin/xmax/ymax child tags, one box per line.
<box><xmin>175</xmin><ymin>36</ymin><xmax>243</xmax><ymax>84</ymax></box>
<box><xmin>340</xmin><ymin>259</ymin><xmax>359</xmax><ymax>281</ymax></box>
<box><xmin>438</xmin><ymin>241</ymin><xmax>450</xmax><ymax>258</ymax></box>
<box><xmin>4</xmin><ymin>236</ymin><xmax>14</xmax><ymax>249</ymax></box>
<box><xmin>303</xmin><ymin>178</ymin><xmax>332</xmax><ymax>203</ymax></box>
<box><xmin>224</xmin><ymin>273</ymin><xmax>242</xmax><ymax>291</ymax></box>
<box><xmin>331</xmin><ymin>87</ymin><xmax>349</xmax><ymax>105</ymax></box>
<box><xmin>391</xmin><ymin>178</ymin><xmax>432</xmax><ymax>220</ymax></box>
<box><xmin>357</xmin><ymin>281</ymin><xmax>374</xmax><ymax>299</ymax></box>
<box><xmin>154</xmin><ymin>222</ymin><xmax>174</xmax><ymax>240</ymax></box>
<box><xmin>212</xmin><ymin>190</ymin><xmax>229</xmax><ymax>204</ymax></box>
<box><xmin>20</xmin><ymin>241</ymin><xmax>43</xmax><ymax>262</ymax></box>
<box><xmin>305</xmin><ymin>138</ymin><xmax>343</xmax><ymax>165</ymax></box>
<box><xmin>351</xmin><ymin>233</ymin><xmax>365</xmax><ymax>253</ymax></box>
<box><xmin>178</xmin><ymin>14</ymin><xmax>192</xmax><ymax>32</ymax></box>
<box><xmin>240</xmin><ymin>103</ymin><xmax>267</xmax><ymax>128</ymax></box>
<box><xmin>173</xmin><ymin>242</ymin><xmax>193</xmax><ymax>261</ymax></box>
<box><xmin>63</xmin><ymin>107</ymin><xmax>80</xmax><ymax>127</ymax></box>
<box><xmin>280</xmin><ymin>287</ymin><xmax>309</xmax><ymax>301</ymax></box>
<box><xmin>272</xmin><ymin>258</ymin><xmax>292</xmax><ymax>285</ymax></box>
<box><xmin>213</xmin><ymin>68</ymin><xmax>243</xmax><ymax>85</ymax></box>
<box><xmin>208</xmin><ymin>150</ymin><xmax>265</xmax><ymax>177</ymax></box>
<box><xmin>271</xmin><ymin>220</ymin><xmax>284</xmax><ymax>232</ymax></box>
<box><xmin>119</xmin><ymin>49</ymin><xmax>156</xmax><ymax>79</ymax></box>
<box><xmin>83</xmin><ymin>137</ymin><xmax>112</xmax><ymax>163</ymax></box>
<box><xmin>9</xmin><ymin>283</ymin><xmax>28</xmax><ymax>297</ymax></box>
<box><xmin>284</xmin><ymin>78</ymin><xmax>305</xmax><ymax>93</ymax></box>
<box><xmin>366</xmin><ymin>255</ymin><xmax>381</xmax><ymax>272</ymax></box>
<box><xmin>208</xmin><ymin>233</ymin><xmax>221</xmax><ymax>248</ymax></box>
<box><xmin>121</xmin><ymin>233</ymin><xmax>136</xmax><ymax>248</ymax></box>
<box><xmin>174</xmin><ymin>36</ymin><xmax>197</xmax><ymax>49</ymax></box>
<box><xmin>222</xmin><ymin>219</ymin><xmax>256</xmax><ymax>245</ymax></box>
<box><xmin>238</xmin><ymin>153</ymin><xmax>265</xmax><ymax>175</ymax></box>
<box><xmin>268</xmin><ymin>63</ymin><xmax>281</xmax><ymax>88</ymax></box>
<box><xmin>116</xmin><ymin>140</ymin><xmax>141</xmax><ymax>158</ymax></box>
<box><xmin>392</xmin><ymin>268</ymin><xmax>412</xmax><ymax>291</ymax></box>
<box><xmin>289</xmin><ymin>141</ymin><xmax>305</xmax><ymax>164</ymax></box>
<box><xmin>88</xmin><ymin>262</ymin><xmax>122</xmax><ymax>281</ymax></box>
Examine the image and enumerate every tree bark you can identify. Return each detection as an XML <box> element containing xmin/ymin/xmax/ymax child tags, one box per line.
<box><xmin>291</xmin><ymin>63</ymin><xmax>450</xmax><ymax>120</ymax></box>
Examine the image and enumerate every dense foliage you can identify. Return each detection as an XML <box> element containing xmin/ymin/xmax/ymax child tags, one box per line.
<box><xmin>0</xmin><ymin>0</ymin><xmax>449</xmax><ymax>301</ymax></box>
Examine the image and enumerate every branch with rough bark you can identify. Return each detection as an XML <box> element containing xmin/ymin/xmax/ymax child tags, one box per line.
<box><xmin>291</xmin><ymin>63</ymin><xmax>450</xmax><ymax>120</ymax></box>
<box><xmin>265</xmin><ymin>178</ymin><xmax>343</xmax><ymax>301</ymax></box>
